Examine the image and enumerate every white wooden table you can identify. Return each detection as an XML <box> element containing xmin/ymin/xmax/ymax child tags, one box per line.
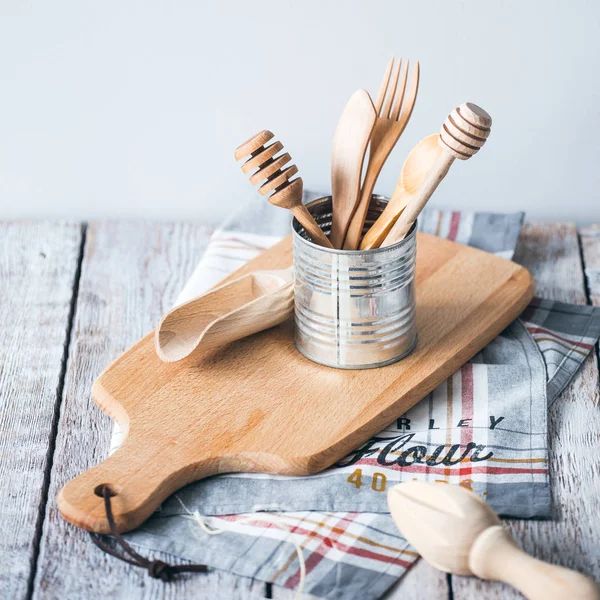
<box><xmin>1</xmin><ymin>220</ymin><xmax>599</xmax><ymax>600</ymax></box>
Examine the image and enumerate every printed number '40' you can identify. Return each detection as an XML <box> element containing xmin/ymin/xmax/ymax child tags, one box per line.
<box><xmin>347</xmin><ymin>469</ymin><xmax>387</xmax><ymax>492</ymax></box>
<box><xmin>347</xmin><ymin>469</ymin><xmax>363</xmax><ymax>489</ymax></box>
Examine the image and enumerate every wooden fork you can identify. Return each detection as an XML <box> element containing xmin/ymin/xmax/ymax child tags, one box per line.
<box><xmin>343</xmin><ymin>58</ymin><xmax>420</xmax><ymax>249</ymax></box>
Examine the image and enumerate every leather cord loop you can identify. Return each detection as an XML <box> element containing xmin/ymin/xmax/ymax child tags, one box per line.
<box><xmin>89</xmin><ymin>485</ymin><xmax>208</xmax><ymax>581</ymax></box>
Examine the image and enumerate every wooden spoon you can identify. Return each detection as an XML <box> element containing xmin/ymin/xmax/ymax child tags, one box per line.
<box><xmin>329</xmin><ymin>89</ymin><xmax>377</xmax><ymax>248</ymax></box>
<box><xmin>360</xmin><ymin>133</ymin><xmax>443</xmax><ymax>250</ymax></box>
<box><xmin>235</xmin><ymin>131</ymin><xmax>333</xmax><ymax>249</ymax></box>
<box><xmin>388</xmin><ymin>481</ymin><xmax>600</xmax><ymax>600</ymax></box>
<box><xmin>155</xmin><ymin>268</ymin><xmax>293</xmax><ymax>362</ymax></box>
<box><xmin>382</xmin><ymin>103</ymin><xmax>492</xmax><ymax>247</ymax></box>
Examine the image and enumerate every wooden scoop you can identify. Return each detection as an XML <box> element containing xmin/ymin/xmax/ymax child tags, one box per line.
<box><xmin>382</xmin><ymin>103</ymin><xmax>492</xmax><ymax>247</ymax></box>
<box><xmin>235</xmin><ymin>131</ymin><xmax>333</xmax><ymax>249</ymax></box>
<box><xmin>388</xmin><ymin>482</ymin><xmax>600</xmax><ymax>600</ymax></box>
<box><xmin>360</xmin><ymin>133</ymin><xmax>443</xmax><ymax>250</ymax></box>
<box><xmin>155</xmin><ymin>268</ymin><xmax>293</xmax><ymax>362</ymax></box>
<box><xmin>329</xmin><ymin>89</ymin><xmax>377</xmax><ymax>248</ymax></box>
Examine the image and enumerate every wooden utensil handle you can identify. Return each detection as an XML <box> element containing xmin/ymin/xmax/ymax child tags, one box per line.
<box><xmin>291</xmin><ymin>204</ymin><xmax>334</xmax><ymax>248</ymax></box>
<box><xmin>381</xmin><ymin>148</ymin><xmax>454</xmax><ymax>247</ymax></box>
<box><xmin>359</xmin><ymin>187</ymin><xmax>411</xmax><ymax>250</ymax></box>
<box><xmin>343</xmin><ymin>164</ymin><xmax>380</xmax><ymax>250</ymax></box>
<box><xmin>57</xmin><ymin>438</ymin><xmax>219</xmax><ymax>533</ymax></box>
<box><xmin>470</xmin><ymin>526</ymin><xmax>600</xmax><ymax>600</ymax></box>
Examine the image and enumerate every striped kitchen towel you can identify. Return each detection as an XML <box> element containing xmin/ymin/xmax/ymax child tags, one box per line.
<box><xmin>113</xmin><ymin>194</ymin><xmax>600</xmax><ymax>600</ymax></box>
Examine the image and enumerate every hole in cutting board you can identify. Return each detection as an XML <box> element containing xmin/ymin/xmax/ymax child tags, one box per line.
<box><xmin>94</xmin><ymin>484</ymin><xmax>120</xmax><ymax>497</ymax></box>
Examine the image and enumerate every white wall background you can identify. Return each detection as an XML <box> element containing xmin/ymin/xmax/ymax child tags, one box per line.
<box><xmin>1</xmin><ymin>1</ymin><xmax>599</xmax><ymax>223</ymax></box>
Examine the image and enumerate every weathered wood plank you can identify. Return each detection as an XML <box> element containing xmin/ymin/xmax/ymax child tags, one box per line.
<box><xmin>0</xmin><ymin>221</ymin><xmax>83</xmax><ymax>599</ymax></box>
<box><xmin>28</xmin><ymin>220</ymin><xmax>600</xmax><ymax>599</ymax></box>
<box><xmin>31</xmin><ymin>221</ymin><xmax>273</xmax><ymax>599</ymax></box>
<box><xmin>383</xmin><ymin>560</ymin><xmax>449</xmax><ymax>599</ymax></box>
<box><xmin>452</xmin><ymin>223</ymin><xmax>600</xmax><ymax>598</ymax></box>
<box><xmin>581</xmin><ymin>225</ymin><xmax>600</xmax><ymax>307</ymax></box>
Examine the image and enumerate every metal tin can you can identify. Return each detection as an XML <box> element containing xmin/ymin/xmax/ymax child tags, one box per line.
<box><xmin>292</xmin><ymin>195</ymin><xmax>417</xmax><ymax>369</ymax></box>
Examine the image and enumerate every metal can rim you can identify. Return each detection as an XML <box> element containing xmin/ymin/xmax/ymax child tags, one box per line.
<box><xmin>291</xmin><ymin>194</ymin><xmax>417</xmax><ymax>254</ymax></box>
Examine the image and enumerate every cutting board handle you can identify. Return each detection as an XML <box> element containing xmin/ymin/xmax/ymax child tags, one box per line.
<box><xmin>57</xmin><ymin>437</ymin><xmax>218</xmax><ymax>533</ymax></box>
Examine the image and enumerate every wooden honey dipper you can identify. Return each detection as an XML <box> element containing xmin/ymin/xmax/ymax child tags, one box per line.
<box><xmin>381</xmin><ymin>103</ymin><xmax>492</xmax><ymax>247</ymax></box>
<box><xmin>235</xmin><ymin>131</ymin><xmax>334</xmax><ymax>248</ymax></box>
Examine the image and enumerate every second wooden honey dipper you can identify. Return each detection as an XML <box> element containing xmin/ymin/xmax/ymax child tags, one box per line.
<box><xmin>381</xmin><ymin>103</ymin><xmax>492</xmax><ymax>247</ymax></box>
<box><xmin>235</xmin><ymin>131</ymin><xmax>334</xmax><ymax>249</ymax></box>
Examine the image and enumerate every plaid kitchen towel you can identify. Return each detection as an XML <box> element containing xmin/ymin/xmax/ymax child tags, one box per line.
<box><xmin>111</xmin><ymin>194</ymin><xmax>600</xmax><ymax>599</ymax></box>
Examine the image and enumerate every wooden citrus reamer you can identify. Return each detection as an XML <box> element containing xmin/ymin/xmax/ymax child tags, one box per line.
<box><xmin>389</xmin><ymin>482</ymin><xmax>600</xmax><ymax>600</ymax></box>
<box><xmin>381</xmin><ymin>103</ymin><xmax>492</xmax><ymax>247</ymax></box>
<box><xmin>235</xmin><ymin>131</ymin><xmax>333</xmax><ymax>248</ymax></box>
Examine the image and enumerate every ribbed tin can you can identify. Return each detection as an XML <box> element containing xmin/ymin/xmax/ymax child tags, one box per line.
<box><xmin>292</xmin><ymin>195</ymin><xmax>417</xmax><ymax>369</ymax></box>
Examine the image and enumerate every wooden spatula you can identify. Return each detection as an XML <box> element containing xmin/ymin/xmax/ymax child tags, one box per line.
<box><xmin>235</xmin><ymin>131</ymin><xmax>333</xmax><ymax>249</ymax></box>
<box><xmin>388</xmin><ymin>482</ymin><xmax>600</xmax><ymax>600</ymax></box>
<box><xmin>155</xmin><ymin>268</ymin><xmax>293</xmax><ymax>362</ymax></box>
<box><xmin>343</xmin><ymin>57</ymin><xmax>420</xmax><ymax>250</ymax></box>
<box><xmin>329</xmin><ymin>89</ymin><xmax>377</xmax><ymax>248</ymax></box>
<box><xmin>360</xmin><ymin>133</ymin><xmax>443</xmax><ymax>250</ymax></box>
<box><xmin>382</xmin><ymin>103</ymin><xmax>492</xmax><ymax>247</ymax></box>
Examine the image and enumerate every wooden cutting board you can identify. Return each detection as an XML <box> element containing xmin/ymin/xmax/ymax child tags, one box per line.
<box><xmin>58</xmin><ymin>232</ymin><xmax>534</xmax><ymax>533</ymax></box>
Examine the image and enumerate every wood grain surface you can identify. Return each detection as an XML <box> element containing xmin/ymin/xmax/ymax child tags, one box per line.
<box><xmin>452</xmin><ymin>223</ymin><xmax>600</xmax><ymax>599</ymax></box>
<box><xmin>0</xmin><ymin>221</ymin><xmax>83</xmax><ymax>600</ymax></box>
<box><xmin>30</xmin><ymin>222</ymin><xmax>270</xmax><ymax>599</ymax></box>
<box><xmin>1</xmin><ymin>219</ymin><xmax>599</xmax><ymax>600</ymax></box>
<box><xmin>581</xmin><ymin>225</ymin><xmax>600</xmax><ymax>306</ymax></box>
<box><xmin>57</xmin><ymin>232</ymin><xmax>533</xmax><ymax>534</ymax></box>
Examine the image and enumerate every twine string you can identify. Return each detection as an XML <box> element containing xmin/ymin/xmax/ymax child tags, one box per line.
<box><xmin>89</xmin><ymin>485</ymin><xmax>208</xmax><ymax>582</ymax></box>
<box><xmin>175</xmin><ymin>494</ymin><xmax>319</xmax><ymax>598</ymax></box>
<box><xmin>89</xmin><ymin>485</ymin><xmax>312</xmax><ymax>596</ymax></box>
